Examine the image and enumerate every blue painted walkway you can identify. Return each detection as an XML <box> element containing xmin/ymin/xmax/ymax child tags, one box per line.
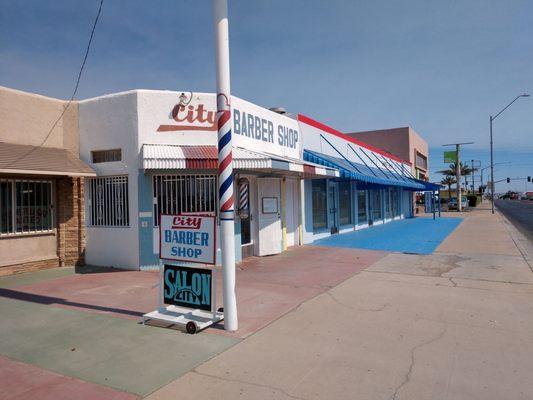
<box><xmin>313</xmin><ymin>217</ymin><xmax>463</xmax><ymax>255</ymax></box>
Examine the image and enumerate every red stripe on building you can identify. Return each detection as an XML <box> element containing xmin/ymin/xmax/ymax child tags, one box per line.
<box><xmin>297</xmin><ymin>114</ymin><xmax>412</xmax><ymax>166</ymax></box>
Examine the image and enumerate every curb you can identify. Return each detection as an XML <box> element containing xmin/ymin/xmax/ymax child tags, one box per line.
<box><xmin>497</xmin><ymin>210</ymin><xmax>533</xmax><ymax>273</ymax></box>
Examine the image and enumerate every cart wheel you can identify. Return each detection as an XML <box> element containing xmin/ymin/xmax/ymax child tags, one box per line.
<box><xmin>218</xmin><ymin>307</ymin><xmax>224</xmax><ymax>313</ymax></box>
<box><xmin>186</xmin><ymin>321</ymin><xmax>197</xmax><ymax>334</ymax></box>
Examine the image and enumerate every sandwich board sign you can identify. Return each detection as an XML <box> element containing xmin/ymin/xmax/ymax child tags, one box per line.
<box><xmin>142</xmin><ymin>214</ymin><xmax>223</xmax><ymax>334</ymax></box>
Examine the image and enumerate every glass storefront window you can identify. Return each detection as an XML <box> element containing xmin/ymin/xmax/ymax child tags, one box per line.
<box><xmin>357</xmin><ymin>190</ymin><xmax>367</xmax><ymax>224</ymax></box>
<box><xmin>338</xmin><ymin>181</ymin><xmax>351</xmax><ymax>226</ymax></box>
<box><xmin>370</xmin><ymin>190</ymin><xmax>382</xmax><ymax>221</ymax></box>
<box><xmin>312</xmin><ymin>180</ymin><xmax>327</xmax><ymax>232</ymax></box>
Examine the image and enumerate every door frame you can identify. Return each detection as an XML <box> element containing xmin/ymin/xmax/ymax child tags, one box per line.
<box><xmin>328</xmin><ymin>180</ymin><xmax>339</xmax><ymax>234</ymax></box>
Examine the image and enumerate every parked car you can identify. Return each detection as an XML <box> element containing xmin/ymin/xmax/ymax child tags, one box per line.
<box><xmin>448</xmin><ymin>196</ymin><xmax>468</xmax><ymax>210</ymax></box>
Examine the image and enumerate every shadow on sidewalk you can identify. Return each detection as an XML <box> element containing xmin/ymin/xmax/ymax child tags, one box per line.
<box><xmin>0</xmin><ymin>287</ymin><xmax>144</xmax><ymax>318</ymax></box>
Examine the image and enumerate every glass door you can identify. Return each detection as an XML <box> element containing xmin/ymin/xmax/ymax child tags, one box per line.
<box><xmin>328</xmin><ymin>181</ymin><xmax>339</xmax><ymax>234</ymax></box>
<box><xmin>357</xmin><ymin>190</ymin><xmax>367</xmax><ymax>225</ymax></box>
<box><xmin>369</xmin><ymin>190</ymin><xmax>382</xmax><ymax>224</ymax></box>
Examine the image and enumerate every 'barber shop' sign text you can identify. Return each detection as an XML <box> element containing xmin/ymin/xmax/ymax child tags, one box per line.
<box><xmin>159</xmin><ymin>214</ymin><xmax>216</xmax><ymax>265</ymax></box>
<box><xmin>156</xmin><ymin>94</ymin><xmax>301</xmax><ymax>159</ymax></box>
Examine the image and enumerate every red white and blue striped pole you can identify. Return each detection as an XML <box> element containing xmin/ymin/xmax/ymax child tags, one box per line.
<box><xmin>213</xmin><ymin>0</ymin><xmax>238</xmax><ymax>331</ymax></box>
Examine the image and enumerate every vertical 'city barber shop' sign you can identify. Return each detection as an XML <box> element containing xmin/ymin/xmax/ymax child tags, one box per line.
<box><xmin>159</xmin><ymin>214</ymin><xmax>216</xmax><ymax>264</ymax></box>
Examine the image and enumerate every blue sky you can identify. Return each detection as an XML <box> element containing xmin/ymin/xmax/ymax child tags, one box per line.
<box><xmin>1</xmin><ymin>0</ymin><xmax>531</xmax><ymax>191</ymax></box>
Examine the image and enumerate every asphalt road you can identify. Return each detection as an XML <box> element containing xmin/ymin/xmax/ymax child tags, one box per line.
<box><xmin>495</xmin><ymin>199</ymin><xmax>533</xmax><ymax>242</ymax></box>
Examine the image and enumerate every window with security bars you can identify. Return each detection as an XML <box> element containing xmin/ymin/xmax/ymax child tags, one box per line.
<box><xmin>0</xmin><ymin>179</ymin><xmax>54</xmax><ymax>235</ymax></box>
<box><xmin>153</xmin><ymin>174</ymin><xmax>217</xmax><ymax>226</ymax></box>
<box><xmin>87</xmin><ymin>176</ymin><xmax>129</xmax><ymax>227</ymax></box>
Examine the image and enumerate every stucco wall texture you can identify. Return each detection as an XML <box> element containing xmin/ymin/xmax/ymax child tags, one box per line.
<box><xmin>347</xmin><ymin>127</ymin><xmax>429</xmax><ymax>176</ymax></box>
<box><xmin>0</xmin><ymin>86</ymin><xmax>79</xmax><ymax>154</ymax></box>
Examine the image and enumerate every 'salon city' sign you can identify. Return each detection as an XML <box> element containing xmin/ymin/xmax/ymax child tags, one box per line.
<box><xmin>159</xmin><ymin>214</ymin><xmax>216</xmax><ymax>265</ymax></box>
<box><xmin>163</xmin><ymin>264</ymin><xmax>212</xmax><ymax>312</ymax></box>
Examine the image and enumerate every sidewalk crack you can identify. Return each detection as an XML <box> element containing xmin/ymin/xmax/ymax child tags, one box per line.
<box><xmin>327</xmin><ymin>292</ymin><xmax>390</xmax><ymax>312</ymax></box>
<box><xmin>191</xmin><ymin>370</ymin><xmax>307</xmax><ymax>400</ymax></box>
<box><xmin>390</xmin><ymin>326</ymin><xmax>447</xmax><ymax>400</ymax></box>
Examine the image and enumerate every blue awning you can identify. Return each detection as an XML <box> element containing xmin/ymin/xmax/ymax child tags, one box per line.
<box><xmin>412</xmin><ymin>179</ymin><xmax>442</xmax><ymax>192</ymax></box>
<box><xmin>303</xmin><ymin>149</ymin><xmax>426</xmax><ymax>190</ymax></box>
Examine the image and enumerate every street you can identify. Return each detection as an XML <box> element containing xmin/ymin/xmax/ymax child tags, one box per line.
<box><xmin>496</xmin><ymin>199</ymin><xmax>533</xmax><ymax>242</ymax></box>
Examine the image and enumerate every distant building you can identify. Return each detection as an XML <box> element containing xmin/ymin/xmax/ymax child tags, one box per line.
<box><xmin>346</xmin><ymin>127</ymin><xmax>429</xmax><ymax>181</ymax></box>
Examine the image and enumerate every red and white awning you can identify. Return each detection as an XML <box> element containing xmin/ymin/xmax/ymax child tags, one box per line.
<box><xmin>142</xmin><ymin>144</ymin><xmax>338</xmax><ymax>178</ymax></box>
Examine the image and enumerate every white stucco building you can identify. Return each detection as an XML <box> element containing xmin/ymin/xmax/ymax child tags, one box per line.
<box><xmin>78</xmin><ymin>89</ymin><xmax>435</xmax><ymax>270</ymax></box>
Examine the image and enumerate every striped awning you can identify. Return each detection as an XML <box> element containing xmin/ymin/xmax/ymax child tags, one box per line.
<box><xmin>142</xmin><ymin>144</ymin><xmax>339</xmax><ymax>178</ymax></box>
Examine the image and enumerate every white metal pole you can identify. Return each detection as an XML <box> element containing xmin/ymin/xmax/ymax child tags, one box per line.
<box><xmin>456</xmin><ymin>144</ymin><xmax>462</xmax><ymax>212</ymax></box>
<box><xmin>213</xmin><ymin>0</ymin><xmax>238</xmax><ymax>331</ymax></box>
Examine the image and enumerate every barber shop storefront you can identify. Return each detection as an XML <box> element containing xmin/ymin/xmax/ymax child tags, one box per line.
<box><xmin>79</xmin><ymin>90</ymin><xmax>337</xmax><ymax>270</ymax></box>
<box><xmin>77</xmin><ymin>89</ymin><xmax>435</xmax><ymax>271</ymax></box>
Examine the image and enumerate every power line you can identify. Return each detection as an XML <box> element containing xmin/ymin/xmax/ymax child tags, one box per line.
<box><xmin>1</xmin><ymin>0</ymin><xmax>104</xmax><ymax>168</ymax></box>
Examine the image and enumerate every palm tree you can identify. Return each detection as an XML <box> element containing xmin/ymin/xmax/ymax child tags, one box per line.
<box><xmin>438</xmin><ymin>162</ymin><xmax>478</xmax><ymax>194</ymax></box>
<box><xmin>440</xmin><ymin>175</ymin><xmax>456</xmax><ymax>200</ymax></box>
<box><xmin>437</xmin><ymin>162</ymin><xmax>477</xmax><ymax>177</ymax></box>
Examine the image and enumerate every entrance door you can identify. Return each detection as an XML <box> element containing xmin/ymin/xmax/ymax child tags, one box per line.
<box><xmin>357</xmin><ymin>190</ymin><xmax>368</xmax><ymax>226</ymax></box>
<box><xmin>369</xmin><ymin>190</ymin><xmax>382</xmax><ymax>225</ymax></box>
<box><xmin>257</xmin><ymin>178</ymin><xmax>282</xmax><ymax>256</ymax></box>
<box><xmin>328</xmin><ymin>181</ymin><xmax>339</xmax><ymax>234</ymax></box>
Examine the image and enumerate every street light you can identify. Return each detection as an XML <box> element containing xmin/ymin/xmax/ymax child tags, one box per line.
<box><xmin>490</xmin><ymin>93</ymin><xmax>529</xmax><ymax>214</ymax></box>
<box><xmin>480</xmin><ymin>162</ymin><xmax>511</xmax><ymax>199</ymax></box>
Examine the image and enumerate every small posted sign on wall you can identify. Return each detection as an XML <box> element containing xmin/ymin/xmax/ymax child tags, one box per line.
<box><xmin>159</xmin><ymin>214</ymin><xmax>216</xmax><ymax>265</ymax></box>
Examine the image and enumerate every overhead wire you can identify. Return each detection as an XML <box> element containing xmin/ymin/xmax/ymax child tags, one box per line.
<box><xmin>1</xmin><ymin>0</ymin><xmax>104</xmax><ymax>168</ymax></box>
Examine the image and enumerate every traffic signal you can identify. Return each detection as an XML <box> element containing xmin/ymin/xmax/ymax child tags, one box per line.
<box><xmin>506</xmin><ymin>178</ymin><xmax>510</xmax><ymax>183</ymax></box>
<box><xmin>528</xmin><ymin>176</ymin><xmax>531</xmax><ymax>182</ymax></box>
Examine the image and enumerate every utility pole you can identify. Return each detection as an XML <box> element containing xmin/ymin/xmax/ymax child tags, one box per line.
<box><xmin>443</xmin><ymin>142</ymin><xmax>474</xmax><ymax>212</ymax></box>
<box><xmin>471</xmin><ymin>159</ymin><xmax>474</xmax><ymax>193</ymax></box>
<box><xmin>213</xmin><ymin>0</ymin><xmax>238</xmax><ymax>331</ymax></box>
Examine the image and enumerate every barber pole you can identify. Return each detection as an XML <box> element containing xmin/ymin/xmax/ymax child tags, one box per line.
<box><xmin>239</xmin><ymin>180</ymin><xmax>249</xmax><ymax>212</ymax></box>
<box><xmin>217</xmin><ymin>95</ymin><xmax>234</xmax><ymax>216</ymax></box>
<box><xmin>213</xmin><ymin>0</ymin><xmax>238</xmax><ymax>331</ymax></box>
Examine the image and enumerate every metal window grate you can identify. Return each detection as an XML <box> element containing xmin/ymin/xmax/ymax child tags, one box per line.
<box><xmin>87</xmin><ymin>175</ymin><xmax>129</xmax><ymax>227</ymax></box>
<box><xmin>153</xmin><ymin>174</ymin><xmax>217</xmax><ymax>226</ymax></box>
<box><xmin>0</xmin><ymin>178</ymin><xmax>53</xmax><ymax>235</ymax></box>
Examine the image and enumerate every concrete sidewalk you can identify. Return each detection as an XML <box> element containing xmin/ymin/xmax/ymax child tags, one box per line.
<box><xmin>0</xmin><ymin>244</ymin><xmax>384</xmax><ymax>398</ymax></box>
<box><xmin>147</xmin><ymin>206</ymin><xmax>533</xmax><ymax>400</ymax></box>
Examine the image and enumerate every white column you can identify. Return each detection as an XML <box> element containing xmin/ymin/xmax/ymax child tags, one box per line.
<box><xmin>213</xmin><ymin>0</ymin><xmax>237</xmax><ymax>331</ymax></box>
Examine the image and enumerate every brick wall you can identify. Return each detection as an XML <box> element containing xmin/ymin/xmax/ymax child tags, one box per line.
<box><xmin>56</xmin><ymin>177</ymin><xmax>86</xmax><ymax>266</ymax></box>
<box><xmin>0</xmin><ymin>257</ymin><xmax>59</xmax><ymax>277</ymax></box>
